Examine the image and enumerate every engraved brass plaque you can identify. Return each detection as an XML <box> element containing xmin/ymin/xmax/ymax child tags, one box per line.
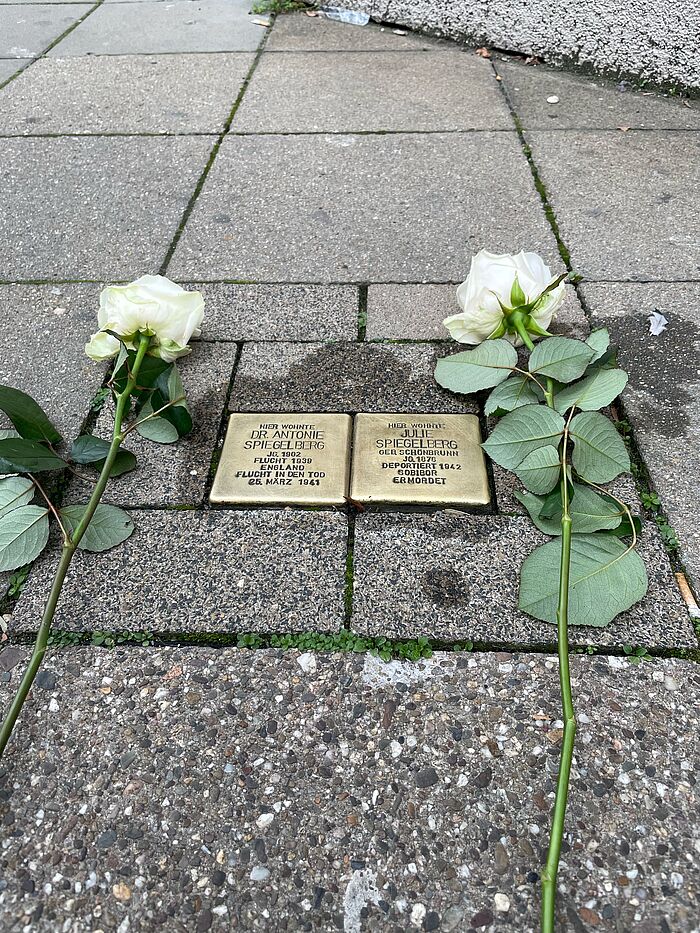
<box><xmin>350</xmin><ymin>413</ymin><xmax>490</xmax><ymax>506</ymax></box>
<box><xmin>210</xmin><ymin>413</ymin><xmax>351</xmax><ymax>506</ymax></box>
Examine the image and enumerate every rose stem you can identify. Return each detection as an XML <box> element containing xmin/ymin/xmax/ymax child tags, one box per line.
<box><xmin>0</xmin><ymin>334</ymin><xmax>150</xmax><ymax>759</ymax></box>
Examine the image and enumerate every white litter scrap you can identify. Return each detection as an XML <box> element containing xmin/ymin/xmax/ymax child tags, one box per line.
<box><xmin>648</xmin><ymin>310</ymin><xmax>668</xmax><ymax>336</ymax></box>
<box><xmin>343</xmin><ymin>869</ymin><xmax>380</xmax><ymax>933</ymax></box>
<box><xmin>546</xmin><ymin>95</ymin><xmax>560</xmax><ymax>104</ymax></box>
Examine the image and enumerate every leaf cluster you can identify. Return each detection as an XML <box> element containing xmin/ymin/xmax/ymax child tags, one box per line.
<box><xmin>0</xmin><ymin>347</ymin><xmax>192</xmax><ymax>572</ymax></box>
<box><xmin>435</xmin><ymin>329</ymin><xmax>648</xmax><ymax>628</ymax></box>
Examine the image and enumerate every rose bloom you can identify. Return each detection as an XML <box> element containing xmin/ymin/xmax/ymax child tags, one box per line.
<box><xmin>85</xmin><ymin>275</ymin><xmax>204</xmax><ymax>362</ymax></box>
<box><xmin>444</xmin><ymin>250</ymin><xmax>565</xmax><ymax>346</ymax></box>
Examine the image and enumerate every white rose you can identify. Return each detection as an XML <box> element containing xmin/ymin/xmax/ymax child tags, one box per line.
<box><xmin>443</xmin><ymin>249</ymin><xmax>565</xmax><ymax>346</ymax></box>
<box><xmin>85</xmin><ymin>275</ymin><xmax>204</xmax><ymax>363</ymax></box>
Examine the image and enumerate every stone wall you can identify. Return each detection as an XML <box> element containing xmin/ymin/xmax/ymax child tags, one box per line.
<box><xmin>328</xmin><ymin>0</ymin><xmax>700</xmax><ymax>90</ymax></box>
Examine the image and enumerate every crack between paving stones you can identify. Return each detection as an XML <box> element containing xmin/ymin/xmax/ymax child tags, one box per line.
<box><xmin>158</xmin><ymin>22</ymin><xmax>273</xmax><ymax>276</ymax></box>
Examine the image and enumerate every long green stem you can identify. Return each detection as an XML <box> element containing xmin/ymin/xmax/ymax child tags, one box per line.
<box><xmin>0</xmin><ymin>335</ymin><xmax>150</xmax><ymax>760</ymax></box>
<box><xmin>540</xmin><ymin>423</ymin><xmax>576</xmax><ymax>932</ymax></box>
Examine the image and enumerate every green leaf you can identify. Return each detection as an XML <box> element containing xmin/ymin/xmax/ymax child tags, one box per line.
<box><xmin>0</xmin><ymin>505</ymin><xmax>50</xmax><ymax>571</ymax></box>
<box><xmin>0</xmin><ymin>438</ymin><xmax>66</xmax><ymax>473</ymax></box>
<box><xmin>0</xmin><ymin>476</ymin><xmax>35</xmax><ymax>518</ymax></box>
<box><xmin>134</xmin><ymin>401</ymin><xmax>179</xmax><ymax>444</ymax></box>
<box><xmin>71</xmin><ymin>435</ymin><xmax>136</xmax><ymax>477</ymax></box>
<box><xmin>519</xmin><ymin>533</ymin><xmax>648</xmax><ymax>627</ymax></box>
<box><xmin>112</xmin><ymin>352</ymin><xmax>170</xmax><ymax>400</ymax></box>
<box><xmin>586</xmin><ymin>328</ymin><xmax>610</xmax><ymax>363</ymax></box>
<box><xmin>570</xmin><ymin>411</ymin><xmax>630</xmax><ymax>483</ymax></box>
<box><xmin>0</xmin><ymin>385</ymin><xmax>61</xmax><ymax>444</ymax></box>
<box><xmin>482</xmin><ymin>404</ymin><xmax>565</xmax><ymax>470</ymax></box>
<box><xmin>554</xmin><ymin>368</ymin><xmax>629</xmax><ymax>413</ymax></box>
<box><xmin>152</xmin><ymin>365</ymin><xmax>192</xmax><ymax>438</ymax></box>
<box><xmin>515</xmin><ymin>484</ymin><xmax>623</xmax><ymax>534</ymax></box>
<box><xmin>435</xmin><ymin>340</ymin><xmax>518</xmax><ymax>395</ymax></box>
<box><xmin>513</xmin><ymin>445</ymin><xmax>561</xmax><ymax>494</ymax></box>
<box><xmin>484</xmin><ymin>374</ymin><xmax>541</xmax><ymax>417</ymax></box>
<box><xmin>529</xmin><ymin>337</ymin><xmax>595</xmax><ymax>383</ymax></box>
<box><xmin>60</xmin><ymin>504</ymin><xmax>134</xmax><ymax>552</ymax></box>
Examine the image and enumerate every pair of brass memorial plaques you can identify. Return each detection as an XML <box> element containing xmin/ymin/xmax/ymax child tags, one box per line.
<box><xmin>210</xmin><ymin>413</ymin><xmax>490</xmax><ymax>507</ymax></box>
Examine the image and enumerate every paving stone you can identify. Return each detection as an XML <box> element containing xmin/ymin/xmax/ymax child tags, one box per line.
<box><xmin>528</xmin><ymin>131</ymin><xmax>700</xmax><ymax>281</ymax></box>
<box><xmin>189</xmin><ymin>282</ymin><xmax>359</xmax><ymax>341</ymax></box>
<box><xmin>11</xmin><ymin>510</ymin><xmax>347</xmax><ymax>633</ymax></box>
<box><xmin>169</xmin><ymin>132</ymin><xmax>560</xmax><ymax>282</ymax></box>
<box><xmin>352</xmin><ymin>512</ymin><xmax>695</xmax><ymax>648</ymax></box>
<box><xmin>230</xmin><ymin>342</ymin><xmax>479</xmax><ymax>413</ymax></box>
<box><xmin>0</xmin><ymin>3</ymin><xmax>91</xmax><ymax>58</ymax></box>
<box><xmin>0</xmin><ymin>53</ymin><xmax>254</xmax><ymax>134</ymax></box>
<box><xmin>581</xmin><ymin>281</ymin><xmax>700</xmax><ymax>591</ymax></box>
<box><xmin>266</xmin><ymin>11</ymin><xmax>445</xmax><ymax>51</ymax></box>
<box><xmin>234</xmin><ymin>51</ymin><xmax>512</xmax><ymax>132</ymax></box>
<box><xmin>0</xmin><ymin>59</ymin><xmax>29</xmax><ymax>84</ymax></box>
<box><xmin>0</xmin><ymin>136</ymin><xmax>214</xmax><ymax>279</ymax></box>
<box><xmin>497</xmin><ymin>60</ymin><xmax>700</xmax><ymax>130</ymax></box>
<box><xmin>0</xmin><ymin>284</ymin><xmax>105</xmax><ymax>442</ymax></box>
<box><xmin>366</xmin><ymin>283</ymin><xmax>586</xmax><ymax>340</ymax></box>
<box><xmin>0</xmin><ymin>647</ymin><xmax>699</xmax><ymax>931</ymax></box>
<box><xmin>68</xmin><ymin>342</ymin><xmax>237</xmax><ymax>507</ymax></box>
<box><xmin>50</xmin><ymin>0</ymin><xmax>266</xmax><ymax>55</ymax></box>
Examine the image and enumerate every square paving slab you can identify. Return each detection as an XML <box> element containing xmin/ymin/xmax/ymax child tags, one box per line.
<box><xmin>234</xmin><ymin>51</ymin><xmax>512</xmax><ymax>133</ymax></box>
<box><xmin>69</xmin><ymin>341</ymin><xmax>237</xmax><ymax>507</ymax></box>
<box><xmin>50</xmin><ymin>0</ymin><xmax>266</xmax><ymax>55</ymax></box>
<box><xmin>11</xmin><ymin>510</ymin><xmax>347</xmax><ymax>634</ymax></box>
<box><xmin>266</xmin><ymin>11</ymin><xmax>445</xmax><ymax>51</ymax></box>
<box><xmin>352</xmin><ymin>512</ymin><xmax>695</xmax><ymax>648</ymax></box>
<box><xmin>0</xmin><ymin>648</ymin><xmax>698</xmax><ymax>931</ymax></box>
<box><xmin>582</xmin><ymin>281</ymin><xmax>700</xmax><ymax>591</ymax></box>
<box><xmin>497</xmin><ymin>60</ymin><xmax>700</xmax><ymax>130</ymax></box>
<box><xmin>0</xmin><ymin>53</ymin><xmax>254</xmax><ymax>134</ymax></box>
<box><xmin>0</xmin><ymin>135</ymin><xmax>214</xmax><ymax>280</ymax></box>
<box><xmin>188</xmin><ymin>283</ymin><xmax>359</xmax><ymax>341</ymax></box>
<box><xmin>0</xmin><ymin>4</ymin><xmax>91</xmax><ymax>58</ymax></box>
<box><xmin>230</xmin><ymin>342</ymin><xmax>479</xmax><ymax>414</ymax></box>
<box><xmin>366</xmin><ymin>283</ymin><xmax>587</xmax><ymax>340</ymax></box>
<box><xmin>527</xmin><ymin>130</ymin><xmax>700</xmax><ymax>281</ymax></box>
<box><xmin>168</xmin><ymin>133</ymin><xmax>560</xmax><ymax>282</ymax></box>
<box><xmin>0</xmin><ymin>284</ymin><xmax>105</xmax><ymax>442</ymax></box>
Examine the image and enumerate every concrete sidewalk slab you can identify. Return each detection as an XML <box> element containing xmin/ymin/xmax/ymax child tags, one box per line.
<box><xmin>582</xmin><ymin>281</ymin><xmax>700</xmax><ymax>591</ymax></box>
<box><xmin>0</xmin><ymin>4</ymin><xmax>91</xmax><ymax>58</ymax></box>
<box><xmin>266</xmin><ymin>12</ymin><xmax>444</xmax><ymax>51</ymax></box>
<box><xmin>496</xmin><ymin>60</ymin><xmax>700</xmax><ymax>130</ymax></box>
<box><xmin>366</xmin><ymin>283</ymin><xmax>587</xmax><ymax>340</ymax></box>
<box><xmin>234</xmin><ymin>51</ymin><xmax>512</xmax><ymax>133</ymax></box>
<box><xmin>0</xmin><ymin>648</ymin><xmax>698</xmax><ymax>931</ymax></box>
<box><xmin>0</xmin><ymin>53</ymin><xmax>254</xmax><ymax>134</ymax></box>
<box><xmin>230</xmin><ymin>341</ymin><xmax>479</xmax><ymax>413</ymax></box>
<box><xmin>73</xmin><ymin>341</ymin><xmax>237</xmax><ymax>507</ymax></box>
<box><xmin>11</xmin><ymin>510</ymin><xmax>347</xmax><ymax>634</ymax></box>
<box><xmin>0</xmin><ymin>135</ymin><xmax>215</xmax><ymax>280</ymax></box>
<box><xmin>0</xmin><ymin>284</ymin><xmax>105</xmax><ymax>442</ymax></box>
<box><xmin>191</xmin><ymin>283</ymin><xmax>359</xmax><ymax>341</ymax></box>
<box><xmin>169</xmin><ymin>133</ymin><xmax>560</xmax><ymax>282</ymax></box>
<box><xmin>50</xmin><ymin>0</ymin><xmax>266</xmax><ymax>56</ymax></box>
<box><xmin>527</xmin><ymin>130</ymin><xmax>700</xmax><ymax>281</ymax></box>
<box><xmin>351</xmin><ymin>512</ymin><xmax>695</xmax><ymax>648</ymax></box>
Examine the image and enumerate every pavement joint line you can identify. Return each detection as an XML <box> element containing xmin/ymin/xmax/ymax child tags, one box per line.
<box><xmin>201</xmin><ymin>340</ymin><xmax>244</xmax><ymax>504</ymax></box>
<box><xmin>4</xmin><ymin>277</ymin><xmax>700</xmax><ymax>286</ymax></box>
<box><xmin>0</xmin><ymin>0</ymin><xmax>105</xmax><ymax>92</ymax></box>
<box><xmin>1</xmin><ymin>129</ymin><xmax>699</xmax><ymax>139</ymax></box>
<box><xmin>158</xmin><ymin>20</ymin><xmax>272</xmax><ymax>276</ymax></box>
<box><xmin>7</xmin><ymin>630</ymin><xmax>700</xmax><ymax>663</ymax></box>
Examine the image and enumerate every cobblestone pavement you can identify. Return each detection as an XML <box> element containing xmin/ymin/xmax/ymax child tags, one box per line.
<box><xmin>0</xmin><ymin>4</ymin><xmax>699</xmax><ymax>931</ymax></box>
